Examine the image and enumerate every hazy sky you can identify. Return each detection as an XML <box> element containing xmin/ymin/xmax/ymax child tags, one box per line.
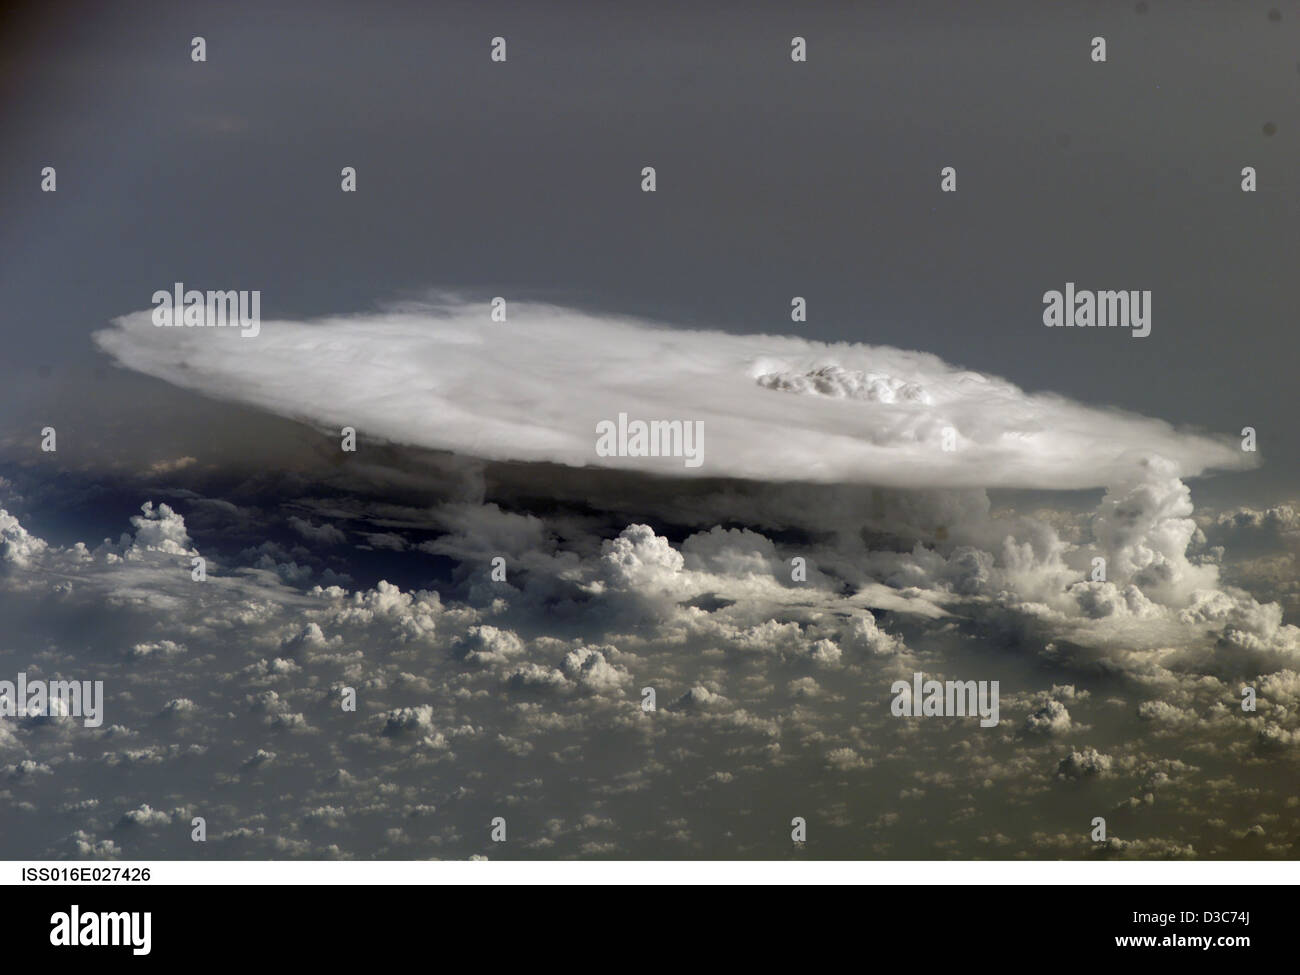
<box><xmin>2</xmin><ymin>0</ymin><xmax>1297</xmax><ymax>499</ymax></box>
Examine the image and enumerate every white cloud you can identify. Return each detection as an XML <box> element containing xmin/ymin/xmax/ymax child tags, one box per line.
<box><xmin>93</xmin><ymin>297</ymin><xmax>1250</xmax><ymax>489</ymax></box>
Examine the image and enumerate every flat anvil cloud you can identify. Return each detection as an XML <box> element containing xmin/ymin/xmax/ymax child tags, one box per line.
<box><xmin>95</xmin><ymin>298</ymin><xmax>1250</xmax><ymax>489</ymax></box>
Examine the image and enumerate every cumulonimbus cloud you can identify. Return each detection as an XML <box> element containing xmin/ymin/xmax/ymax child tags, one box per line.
<box><xmin>94</xmin><ymin>296</ymin><xmax>1251</xmax><ymax>489</ymax></box>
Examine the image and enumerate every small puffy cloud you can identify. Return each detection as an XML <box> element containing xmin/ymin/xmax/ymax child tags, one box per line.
<box><xmin>681</xmin><ymin>526</ymin><xmax>779</xmax><ymax>577</ymax></box>
<box><xmin>560</xmin><ymin>646</ymin><xmax>629</xmax><ymax>692</ymax></box>
<box><xmin>455</xmin><ymin>625</ymin><xmax>525</xmax><ymax>666</ymax></box>
<box><xmin>674</xmin><ymin>686</ymin><xmax>724</xmax><ymax>711</ymax></box>
<box><xmin>808</xmin><ymin>638</ymin><xmax>843</xmax><ymax>667</ymax></box>
<box><xmin>128</xmin><ymin>640</ymin><xmax>186</xmax><ymax>660</ymax></box>
<box><xmin>841</xmin><ymin>612</ymin><xmax>904</xmax><ymax>656</ymax></box>
<box><xmin>288</xmin><ymin>516</ymin><xmax>347</xmax><ymax>545</ymax></box>
<box><xmin>117</xmin><ymin>804</ymin><xmax>172</xmax><ymax>828</ymax></box>
<box><xmin>124</xmin><ymin>502</ymin><xmax>193</xmax><ymax>556</ymax></box>
<box><xmin>825</xmin><ymin>747</ymin><xmax>868</xmax><ymax>770</ymax></box>
<box><xmin>1057</xmin><ymin>747</ymin><xmax>1114</xmax><ymax>780</ymax></box>
<box><xmin>598</xmin><ymin>525</ymin><xmax>684</xmax><ymax>591</ymax></box>
<box><xmin>0</xmin><ymin>509</ymin><xmax>48</xmax><ymax>567</ymax></box>
<box><xmin>1024</xmin><ymin>699</ymin><xmax>1072</xmax><ymax>737</ymax></box>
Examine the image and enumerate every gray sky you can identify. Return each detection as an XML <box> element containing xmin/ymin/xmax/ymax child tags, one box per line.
<box><xmin>2</xmin><ymin>0</ymin><xmax>1297</xmax><ymax>500</ymax></box>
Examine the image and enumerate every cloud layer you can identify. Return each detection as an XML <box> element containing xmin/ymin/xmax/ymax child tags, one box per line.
<box><xmin>2</xmin><ymin>470</ymin><xmax>1298</xmax><ymax>859</ymax></box>
<box><xmin>94</xmin><ymin>297</ymin><xmax>1250</xmax><ymax>489</ymax></box>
